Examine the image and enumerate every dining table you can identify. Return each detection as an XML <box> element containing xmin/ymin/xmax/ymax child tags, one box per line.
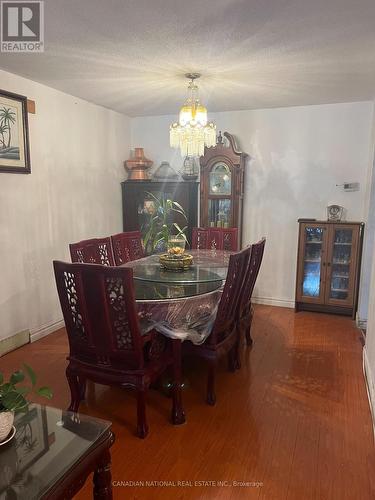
<box><xmin>123</xmin><ymin>249</ymin><xmax>233</xmax><ymax>422</ymax></box>
<box><xmin>123</xmin><ymin>249</ymin><xmax>234</xmax><ymax>344</ymax></box>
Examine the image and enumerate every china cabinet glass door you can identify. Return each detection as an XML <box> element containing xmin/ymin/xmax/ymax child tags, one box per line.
<box><xmin>298</xmin><ymin>223</ymin><xmax>328</xmax><ymax>303</ymax></box>
<box><xmin>325</xmin><ymin>225</ymin><xmax>359</xmax><ymax>306</ymax></box>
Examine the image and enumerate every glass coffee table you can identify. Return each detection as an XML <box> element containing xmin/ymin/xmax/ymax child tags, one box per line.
<box><xmin>0</xmin><ymin>404</ymin><xmax>114</xmax><ymax>499</ymax></box>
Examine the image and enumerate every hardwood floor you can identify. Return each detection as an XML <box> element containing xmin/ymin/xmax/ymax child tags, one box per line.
<box><xmin>1</xmin><ymin>305</ymin><xmax>374</xmax><ymax>499</ymax></box>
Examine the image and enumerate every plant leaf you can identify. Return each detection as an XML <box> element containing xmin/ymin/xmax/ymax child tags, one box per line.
<box><xmin>172</xmin><ymin>223</ymin><xmax>187</xmax><ymax>240</ymax></box>
<box><xmin>10</xmin><ymin>370</ymin><xmax>25</xmax><ymax>385</ymax></box>
<box><xmin>37</xmin><ymin>387</ymin><xmax>53</xmax><ymax>399</ymax></box>
<box><xmin>23</xmin><ymin>364</ymin><xmax>36</xmax><ymax>387</ymax></box>
<box><xmin>0</xmin><ymin>373</ymin><xmax>3</xmax><ymax>385</ymax></box>
<box><xmin>2</xmin><ymin>390</ymin><xmax>28</xmax><ymax>412</ymax></box>
<box><xmin>172</xmin><ymin>201</ymin><xmax>186</xmax><ymax>213</ymax></box>
<box><xmin>0</xmin><ymin>383</ymin><xmax>13</xmax><ymax>395</ymax></box>
<box><xmin>16</xmin><ymin>386</ymin><xmax>30</xmax><ymax>395</ymax></box>
<box><xmin>171</xmin><ymin>207</ymin><xmax>187</xmax><ymax>219</ymax></box>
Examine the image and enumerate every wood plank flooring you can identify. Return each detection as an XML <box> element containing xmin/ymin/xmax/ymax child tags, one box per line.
<box><xmin>1</xmin><ymin>305</ymin><xmax>374</xmax><ymax>499</ymax></box>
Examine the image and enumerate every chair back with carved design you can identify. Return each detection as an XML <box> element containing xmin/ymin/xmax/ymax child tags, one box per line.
<box><xmin>221</xmin><ymin>228</ymin><xmax>238</xmax><ymax>251</ymax></box>
<box><xmin>69</xmin><ymin>237</ymin><xmax>115</xmax><ymax>266</ymax></box>
<box><xmin>208</xmin><ymin>228</ymin><xmax>238</xmax><ymax>251</ymax></box>
<box><xmin>193</xmin><ymin>228</ymin><xmax>238</xmax><ymax>251</ymax></box>
<box><xmin>239</xmin><ymin>239</ymin><xmax>266</xmax><ymax>318</ymax></box>
<box><xmin>111</xmin><ymin>231</ymin><xmax>144</xmax><ymax>265</ymax></box>
<box><xmin>192</xmin><ymin>228</ymin><xmax>209</xmax><ymax>250</ymax></box>
<box><xmin>208</xmin><ymin>248</ymin><xmax>248</xmax><ymax>345</ymax></box>
<box><xmin>53</xmin><ymin>261</ymin><xmax>145</xmax><ymax>370</ymax></box>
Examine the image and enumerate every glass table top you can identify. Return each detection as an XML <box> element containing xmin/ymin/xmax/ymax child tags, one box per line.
<box><xmin>124</xmin><ymin>249</ymin><xmax>233</xmax><ymax>301</ymax></box>
<box><xmin>0</xmin><ymin>404</ymin><xmax>111</xmax><ymax>499</ymax></box>
<box><xmin>134</xmin><ymin>280</ymin><xmax>223</xmax><ymax>302</ymax></box>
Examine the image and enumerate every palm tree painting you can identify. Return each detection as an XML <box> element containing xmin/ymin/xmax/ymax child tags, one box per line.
<box><xmin>0</xmin><ymin>89</ymin><xmax>30</xmax><ymax>173</ymax></box>
<box><xmin>0</xmin><ymin>106</ymin><xmax>18</xmax><ymax>158</ymax></box>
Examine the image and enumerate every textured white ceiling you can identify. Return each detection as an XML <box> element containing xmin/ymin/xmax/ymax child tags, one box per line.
<box><xmin>0</xmin><ymin>0</ymin><xmax>375</xmax><ymax>116</ymax></box>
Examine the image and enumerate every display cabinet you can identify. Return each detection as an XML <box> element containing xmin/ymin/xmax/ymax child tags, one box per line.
<box><xmin>295</xmin><ymin>220</ymin><xmax>364</xmax><ymax>317</ymax></box>
<box><xmin>199</xmin><ymin>132</ymin><xmax>248</xmax><ymax>248</ymax></box>
<box><xmin>121</xmin><ymin>180</ymin><xmax>199</xmax><ymax>249</ymax></box>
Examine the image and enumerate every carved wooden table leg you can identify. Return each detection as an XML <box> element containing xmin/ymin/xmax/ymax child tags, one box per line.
<box><xmin>171</xmin><ymin>339</ymin><xmax>186</xmax><ymax>425</ymax></box>
<box><xmin>93</xmin><ymin>448</ymin><xmax>112</xmax><ymax>499</ymax></box>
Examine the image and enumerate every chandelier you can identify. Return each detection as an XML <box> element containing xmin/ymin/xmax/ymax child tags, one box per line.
<box><xmin>170</xmin><ymin>73</ymin><xmax>216</xmax><ymax>157</ymax></box>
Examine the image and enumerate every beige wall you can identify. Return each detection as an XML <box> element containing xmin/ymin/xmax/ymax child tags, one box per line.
<box><xmin>0</xmin><ymin>69</ymin><xmax>130</xmax><ymax>342</ymax></box>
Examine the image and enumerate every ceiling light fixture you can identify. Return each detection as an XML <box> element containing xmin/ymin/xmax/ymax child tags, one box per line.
<box><xmin>170</xmin><ymin>73</ymin><xmax>216</xmax><ymax>157</ymax></box>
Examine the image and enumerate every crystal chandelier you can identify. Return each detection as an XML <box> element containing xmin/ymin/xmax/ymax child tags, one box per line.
<box><xmin>170</xmin><ymin>73</ymin><xmax>216</xmax><ymax>157</ymax></box>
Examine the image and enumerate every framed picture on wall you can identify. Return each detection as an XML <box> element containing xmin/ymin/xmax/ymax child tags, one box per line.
<box><xmin>0</xmin><ymin>89</ymin><xmax>31</xmax><ymax>174</ymax></box>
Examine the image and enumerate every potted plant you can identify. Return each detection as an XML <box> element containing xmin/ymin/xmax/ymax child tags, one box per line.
<box><xmin>0</xmin><ymin>364</ymin><xmax>52</xmax><ymax>443</ymax></box>
<box><xmin>142</xmin><ymin>192</ymin><xmax>188</xmax><ymax>254</ymax></box>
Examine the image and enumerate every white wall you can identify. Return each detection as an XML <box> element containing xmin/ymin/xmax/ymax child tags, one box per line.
<box><xmin>131</xmin><ymin>102</ymin><xmax>374</xmax><ymax>307</ymax></box>
<box><xmin>363</xmin><ymin>108</ymin><xmax>375</xmax><ymax>432</ymax></box>
<box><xmin>358</xmin><ymin>109</ymin><xmax>375</xmax><ymax>325</ymax></box>
<box><xmin>0</xmin><ymin>69</ymin><xmax>130</xmax><ymax>342</ymax></box>
<box><xmin>364</xmin><ymin>193</ymin><xmax>375</xmax><ymax>433</ymax></box>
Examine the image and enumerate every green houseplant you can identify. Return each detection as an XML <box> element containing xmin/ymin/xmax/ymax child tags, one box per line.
<box><xmin>142</xmin><ymin>192</ymin><xmax>188</xmax><ymax>254</ymax></box>
<box><xmin>0</xmin><ymin>364</ymin><xmax>52</xmax><ymax>443</ymax></box>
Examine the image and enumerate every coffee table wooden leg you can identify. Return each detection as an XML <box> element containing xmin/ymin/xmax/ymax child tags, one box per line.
<box><xmin>93</xmin><ymin>449</ymin><xmax>112</xmax><ymax>499</ymax></box>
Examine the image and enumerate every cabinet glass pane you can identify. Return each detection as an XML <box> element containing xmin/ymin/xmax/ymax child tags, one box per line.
<box><xmin>329</xmin><ymin>228</ymin><xmax>353</xmax><ymax>301</ymax></box>
<box><xmin>208</xmin><ymin>199</ymin><xmax>231</xmax><ymax>227</ymax></box>
<box><xmin>302</xmin><ymin>227</ymin><xmax>323</xmax><ymax>297</ymax></box>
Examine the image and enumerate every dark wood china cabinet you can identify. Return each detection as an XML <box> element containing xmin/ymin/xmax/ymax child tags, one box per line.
<box><xmin>295</xmin><ymin>220</ymin><xmax>364</xmax><ymax>317</ymax></box>
<box><xmin>199</xmin><ymin>132</ymin><xmax>248</xmax><ymax>247</ymax></box>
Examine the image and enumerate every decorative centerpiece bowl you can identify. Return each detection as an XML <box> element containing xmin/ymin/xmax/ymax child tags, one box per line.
<box><xmin>160</xmin><ymin>238</ymin><xmax>192</xmax><ymax>271</ymax></box>
<box><xmin>159</xmin><ymin>253</ymin><xmax>193</xmax><ymax>271</ymax></box>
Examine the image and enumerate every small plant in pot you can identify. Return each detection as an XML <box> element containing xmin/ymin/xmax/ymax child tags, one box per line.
<box><xmin>0</xmin><ymin>365</ymin><xmax>52</xmax><ymax>443</ymax></box>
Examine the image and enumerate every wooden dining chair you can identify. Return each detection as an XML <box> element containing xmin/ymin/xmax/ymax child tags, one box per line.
<box><xmin>208</xmin><ymin>228</ymin><xmax>238</xmax><ymax>251</ymax></box>
<box><xmin>69</xmin><ymin>237</ymin><xmax>115</xmax><ymax>266</ymax></box>
<box><xmin>183</xmin><ymin>248</ymin><xmax>248</xmax><ymax>405</ymax></box>
<box><xmin>111</xmin><ymin>231</ymin><xmax>144</xmax><ymax>265</ymax></box>
<box><xmin>192</xmin><ymin>227</ymin><xmax>209</xmax><ymax>249</ymax></box>
<box><xmin>192</xmin><ymin>227</ymin><xmax>238</xmax><ymax>251</ymax></box>
<box><xmin>53</xmin><ymin>261</ymin><xmax>185</xmax><ymax>438</ymax></box>
<box><xmin>237</xmin><ymin>238</ymin><xmax>266</xmax><ymax>349</ymax></box>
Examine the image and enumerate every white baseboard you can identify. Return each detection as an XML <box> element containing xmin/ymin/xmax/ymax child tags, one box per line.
<box><xmin>357</xmin><ymin>317</ymin><xmax>367</xmax><ymax>331</ymax></box>
<box><xmin>0</xmin><ymin>330</ymin><xmax>30</xmax><ymax>357</ymax></box>
<box><xmin>30</xmin><ymin>319</ymin><xmax>65</xmax><ymax>343</ymax></box>
<box><xmin>363</xmin><ymin>347</ymin><xmax>375</xmax><ymax>440</ymax></box>
<box><xmin>252</xmin><ymin>296</ymin><xmax>295</xmax><ymax>309</ymax></box>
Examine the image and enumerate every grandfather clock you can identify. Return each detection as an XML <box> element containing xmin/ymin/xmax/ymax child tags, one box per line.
<box><xmin>199</xmin><ymin>132</ymin><xmax>248</xmax><ymax>246</ymax></box>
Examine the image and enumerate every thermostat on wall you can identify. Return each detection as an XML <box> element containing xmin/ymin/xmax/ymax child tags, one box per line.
<box><xmin>336</xmin><ymin>182</ymin><xmax>360</xmax><ymax>192</ymax></box>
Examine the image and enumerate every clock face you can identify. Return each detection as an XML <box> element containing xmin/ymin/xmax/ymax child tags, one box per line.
<box><xmin>209</xmin><ymin>162</ymin><xmax>231</xmax><ymax>195</ymax></box>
